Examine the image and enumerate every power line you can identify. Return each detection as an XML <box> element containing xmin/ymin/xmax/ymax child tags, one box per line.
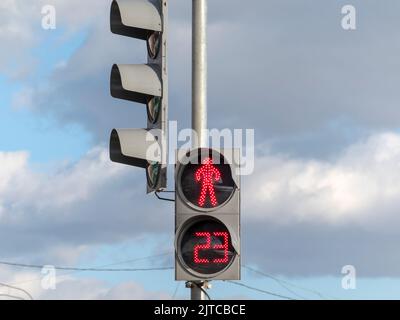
<box><xmin>226</xmin><ymin>281</ymin><xmax>297</xmax><ymax>300</ymax></box>
<box><xmin>0</xmin><ymin>282</ymin><xmax>34</xmax><ymax>300</ymax></box>
<box><xmin>0</xmin><ymin>294</ymin><xmax>25</xmax><ymax>301</ymax></box>
<box><xmin>0</xmin><ymin>255</ymin><xmax>328</xmax><ymax>301</ymax></box>
<box><xmin>0</xmin><ymin>260</ymin><xmax>173</xmax><ymax>272</ymax></box>
<box><xmin>172</xmin><ymin>282</ymin><xmax>181</xmax><ymax>300</ymax></box>
<box><xmin>7</xmin><ymin>252</ymin><xmax>174</xmax><ymax>288</ymax></box>
<box><xmin>243</xmin><ymin>265</ymin><xmax>329</xmax><ymax>300</ymax></box>
<box><xmin>155</xmin><ymin>191</ymin><xmax>175</xmax><ymax>202</ymax></box>
<box><xmin>243</xmin><ymin>265</ymin><xmax>308</xmax><ymax>300</ymax></box>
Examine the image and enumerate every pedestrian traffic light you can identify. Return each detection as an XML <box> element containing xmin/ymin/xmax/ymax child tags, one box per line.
<box><xmin>175</xmin><ymin>148</ymin><xmax>241</xmax><ymax>281</ymax></box>
<box><xmin>109</xmin><ymin>0</ymin><xmax>168</xmax><ymax>193</ymax></box>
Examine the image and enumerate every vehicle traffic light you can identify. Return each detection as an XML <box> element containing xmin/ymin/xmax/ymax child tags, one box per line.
<box><xmin>175</xmin><ymin>148</ymin><xmax>241</xmax><ymax>281</ymax></box>
<box><xmin>109</xmin><ymin>0</ymin><xmax>168</xmax><ymax>193</ymax></box>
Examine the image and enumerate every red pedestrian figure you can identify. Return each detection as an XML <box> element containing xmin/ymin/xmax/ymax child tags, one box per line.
<box><xmin>195</xmin><ymin>157</ymin><xmax>221</xmax><ymax>207</ymax></box>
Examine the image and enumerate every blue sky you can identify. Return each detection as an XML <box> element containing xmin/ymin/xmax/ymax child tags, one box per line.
<box><xmin>0</xmin><ymin>29</ymin><xmax>90</xmax><ymax>164</ymax></box>
<box><xmin>1</xmin><ymin>0</ymin><xmax>400</xmax><ymax>300</ymax></box>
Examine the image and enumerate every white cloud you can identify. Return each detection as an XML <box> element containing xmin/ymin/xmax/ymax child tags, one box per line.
<box><xmin>0</xmin><ymin>151</ymin><xmax>28</xmax><ymax>193</ymax></box>
<box><xmin>0</xmin><ymin>147</ymin><xmax>173</xmax><ymax>264</ymax></box>
<box><xmin>0</xmin><ymin>266</ymin><xmax>170</xmax><ymax>300</ymax></box>
<box><xmin>1</xmin><ymin>132</ymin><xmax>400</xmax><ymax>278</ymax></box>
<box><xmin>39</xmin><ymin>278</ymin><xmax>170</xmax><ymax>300</ymax></box>
<box><xmin>242</xmin><ymin>132</ymin><xmax>400</xmax><ymax>276</ymax></box>
<box><xmin>246</xmin><ymin>133</ymin><xmax>400</xmax><ymax>226</ymax></box>
<box><xmin>0</xmin><ymin>147</ymin><xmax>121</xmax><ymax>219</ymax></box>
<box><xmin>0</xmin><ymin>0</ymin><xmax>104</xmax><ymax>78</ymax></box>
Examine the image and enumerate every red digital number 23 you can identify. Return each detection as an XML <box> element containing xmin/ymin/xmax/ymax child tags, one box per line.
<box><xmin>194</xmin><ymin>232</ymin><xmax>229</xmax><ymax>264</ymax></box>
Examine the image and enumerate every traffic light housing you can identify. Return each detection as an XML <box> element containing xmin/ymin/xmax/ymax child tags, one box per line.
<box><xmin>109</xmin><ymin>0</ymin><xmax>168</xmax><ymax>193</ymax></box>
<box><xmin>175</xmin><ymin>148</ymin><xmax>241</xmax><ymax>281</ymax></box>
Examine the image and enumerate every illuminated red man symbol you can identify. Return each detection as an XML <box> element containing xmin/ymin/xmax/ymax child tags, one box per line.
<box><xmin>195</xmin><ymin>157</ymin><xmax>221</xmax><ymax>207</ymax></box>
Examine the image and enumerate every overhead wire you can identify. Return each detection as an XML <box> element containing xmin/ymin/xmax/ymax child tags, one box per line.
<box><xmin>4</xmin><ymin>252</ymin><xmax>174</xmax><ymax>288</ymax></box>
<box><xmin>155</xmin><ymin>191</ymin><xmax>175</xmax><ymax>202</ymax></box>
<box><xmin>0</xmin><ymin>294</ymin><xmax>26</xmax><ymax>301</ymax></box>
<box><xmin>0</xmin><ymin>254</ymin><xmax>332</xmax><ymax>301</ymax></box>
<box><xmin>226</xmin><ymin>280</ymin><xmax>297</xmax><ymax>300</ymax></box>
<box><xmin>0</xmin><ymin>251</ymin><xmax>173</xmax><ymax>273</ymax></box>
<box><xmin>0</xmin><ymin>282</ymin><xmax>34</xmax><ymax>300</ymax></box>
<box><xmin>0</xmin><ymin>261</ymin><xmax>174</xmax><ymax>272</ymax></box>
<box><xmin>172</xmin><ymin>282</ymin><xmax>181</xmax><ymax>300</ymax></box>
<box><xmin>0</xmin><ymin>260</ymin><xmax>173</xmax><ymax>272</ymax></box>
<box><xmin>243</xmin><ymin>265</ymin><xmax>330</xmax><ymax>300</ymax></box>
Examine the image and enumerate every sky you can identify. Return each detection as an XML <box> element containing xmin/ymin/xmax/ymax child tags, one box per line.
<box><xmin>1</xmin><ymin>0</ymin><xmax>400</xmax><ymax>300</ymax></box>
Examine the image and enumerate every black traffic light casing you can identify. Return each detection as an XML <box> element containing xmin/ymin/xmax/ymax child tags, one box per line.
<box><xmin>175</xmin><ymin>148</ymin><xmax>241</xmax><ymax>281</ymax></box>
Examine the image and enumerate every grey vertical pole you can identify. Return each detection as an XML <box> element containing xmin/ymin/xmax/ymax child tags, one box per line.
<box><xmin>189</xmin><ymin>282</ymin><xmax>207</xmax><ymax>300</ymax></box>
<box><xmin>192</xmin><ymin>0</ymin><xmax>208</xmax><ymax>149</ymax></box>
<box><xmin>191</xmin><ymin>0</ymin><xmax>208</xmax><ymax>301</ymax></box>
<box><xmin>187</xmin><ymin>281</ymin><xmax>210</xmax><ymax>301</ymax></box>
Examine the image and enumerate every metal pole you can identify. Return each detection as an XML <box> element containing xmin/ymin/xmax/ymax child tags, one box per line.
<box><xmin>189</xmin><ymin>282</ymin><xmax>206</xmax><ymax>300</ymax></box>
<box><xmin>192</xmin><ymin>0</ymin><xmax>208</xmax><ymax>148</ymax></box>
<box><xmin>187</xmin><ymin>281</ymin><xmax>210</xmax><ymax>301</ymax></box>
<box><xmin>190</xmin><ymin>0</ymin><xmax>209</xmax><ymax>300</ymax></box>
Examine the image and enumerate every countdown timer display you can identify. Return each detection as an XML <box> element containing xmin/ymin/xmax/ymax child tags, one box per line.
<box><xmin>179</xmin><ymin>151</ymin><xmax>236</xmax><ymax>209</ymax></box>
<box><xmin>179</xmin><ymin>218</ymin><xmax>236</xmax><ymax>275</ymax></box>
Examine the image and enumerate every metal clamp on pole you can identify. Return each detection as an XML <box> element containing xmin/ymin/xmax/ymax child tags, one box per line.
<box><xmin>186</xmin><ymin>281</ymin><xmax>211</xmax><ymax>300</ymax></box>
